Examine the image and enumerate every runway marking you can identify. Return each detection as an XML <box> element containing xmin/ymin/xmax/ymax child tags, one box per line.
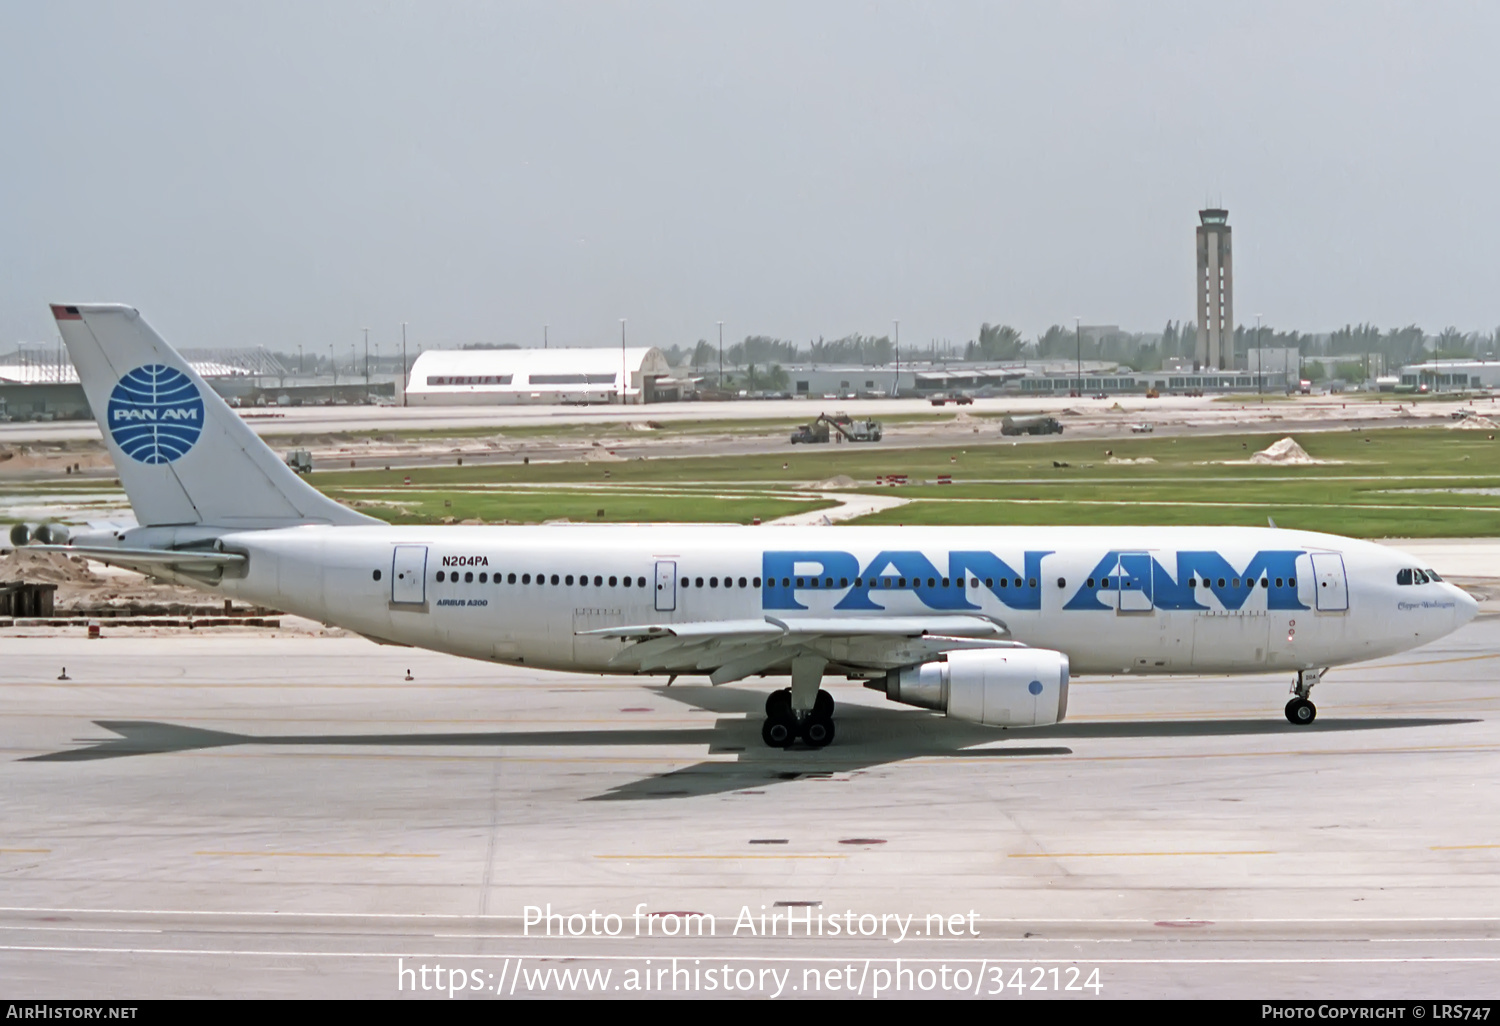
<box><xmin>194</xmin><ymin>851</ymin><xmax>439</xmax><ymax>859</ymax></box>
<box><xmin>593</xmin><ymin>854</ymin><xmax>847</xmax><ymax>861</ymax></box>
<box><xmin>0</xmin><ymin>849</ymin><xmax>50</xmax><ymax>854</ymax></box>
<box><xmin>1430</xmin><ymin>844</ymin><xmax>1500</xmax><ymax>851</ymax></box>
<box><xmin>1009</xmin><ymin>850</ymin><xmax>1274</xmax><ymax>859</ymax></box>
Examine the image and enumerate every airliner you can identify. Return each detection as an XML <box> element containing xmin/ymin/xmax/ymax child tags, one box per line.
<box><xmin>21</xmin><ymin>304</ymin><xmax>1479</xmax><ymax>748</ymax></box>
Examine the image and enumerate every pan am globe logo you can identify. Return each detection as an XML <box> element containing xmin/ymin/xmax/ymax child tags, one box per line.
<box><xmin>106</xmin><ymin>364</ymin><xmax>205</xmax><ymax>464</ymax></box>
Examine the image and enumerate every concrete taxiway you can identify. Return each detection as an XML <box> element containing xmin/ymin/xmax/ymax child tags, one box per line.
<box><xmin>3</xmin><ymin>621</ymin><xmax>1500</xmax><ymax>998</ymax></box>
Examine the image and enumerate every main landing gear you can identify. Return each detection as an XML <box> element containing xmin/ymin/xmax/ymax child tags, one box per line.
<box><xmin>761</xmin><ymin>655</ymin><xmax>836</xmax><ymax>749</ymax></box>
<box><xmin>762</xmin><ymin>687</ymin><xmax>835</xmax><ymax>748</ymax></box>
<box><xmin>1285</xmin><ymin>667</ymin><xmax>1326</xmax><ymax>725</ymax></box>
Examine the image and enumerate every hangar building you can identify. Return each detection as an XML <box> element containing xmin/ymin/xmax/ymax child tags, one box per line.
<box><xmin>404</xmin><ymin>347</ymin><xmax>676</xmax><ymax>405</ymax></box>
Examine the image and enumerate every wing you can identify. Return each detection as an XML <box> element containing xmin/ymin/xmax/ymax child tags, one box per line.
<box><xmin>578</xmin><ymin>614</ymin><xmax>1021</xmax><ymax>683</ymax></box>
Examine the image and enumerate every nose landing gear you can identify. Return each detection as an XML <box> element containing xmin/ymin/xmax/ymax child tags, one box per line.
<box><xmin>1285</xmin><ymin>667</ymin><xmax>1326</xmax><ymax>725</ymax></box>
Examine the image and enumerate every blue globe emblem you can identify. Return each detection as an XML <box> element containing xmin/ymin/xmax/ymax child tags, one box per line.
<box><xmin>1027</xmin><ymin>680</ymin><xmax>1043</xmax><ymax>696</ymax></box>
<box><xmin>106</xmin><ymin>364</ymin><xmax>205</xmax><ymax>464</ymax></box>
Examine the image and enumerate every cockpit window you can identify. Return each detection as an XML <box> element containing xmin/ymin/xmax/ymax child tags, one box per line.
<box><xmin>1397</xmin><ymin>569</ymin><xmax>1413</xmax><ymax>586</ymax></box>
<box><xmin>1425</xmin><ymin>569</ymin><xmax>1443</xmax><ymax>582</ymax></box>
<box><xmin>1413</xmin><ymin>569</ymin><xmax>1431</xmax><ymax>585</ymax></box>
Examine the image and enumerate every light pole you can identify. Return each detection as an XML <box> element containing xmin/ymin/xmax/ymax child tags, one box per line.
<box><xmin>1255</xmin><ymin>314</ymin><xmax>1263</xmax><ymax>394</ymax></box>
<box><xmin>544</xmin><ymin>324</ymin><xmax>548</xmax><ymax>350</ymax></box>
<box><xmin>401</xmin><ymin>322</ymin><xmax>408</xmax><ymax>407</ymax></box>
<box><xmin>893</xmin><ymin>319</ymin><xmax>900</xmax><ymax>397</ymax></box>
<box><xmin>620</xmin><ymin>319</ymin><xmax>627</xmax><ymax>405</ymax></box>
<box><xmin>363</xmin><ymin>327</ymin><xmax>370</xmax><ymax>395</ymax></box>
<box><xmin>1075</xmin><ymin>317</ymin><xmax>1082</xmax><ymax>395</ymax></box>
<box><xmin>298</xmin><ymin>344</ymin><xmax>303</xmax><ymax>375</ymax></box>
<box><xmin>717</xmin><ymin>321</ymin><xmax>724</xmax><ymax>390</ymax></box>
<box><xmin>329</xmin><ymin>344</ymin><xmax>337</xmax><ymax>385</ymax></box>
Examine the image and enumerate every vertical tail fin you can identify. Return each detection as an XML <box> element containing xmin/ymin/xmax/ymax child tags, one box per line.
<box><xmin>51</xmin><ymin>303</ymin><xmax>377</xmax><ymax>529</ymax></box>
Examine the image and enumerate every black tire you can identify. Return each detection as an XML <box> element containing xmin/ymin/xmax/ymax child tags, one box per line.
<box><xmin>1285</xmin><ymin>697</ymin><xmax>1317</xmax><ymax>725</ymax></box>
<box><xmin>765</xmin><ymin>688</ymin><xmax>792</xmax><ymax>717</ymax></box>
<box><xmin>813</xmin><ymin>689</ymin><xmax>835</xmax><ymax>718</ymax></box>
<box><xmin>802</xmin><ymin>715</ymin><xmax>835</xmax><ymax>749</ymax></box>
<box><xmin>762</xmin><ymin>714</ymin><xmax>797</xmax><ymax>748</ymax></box>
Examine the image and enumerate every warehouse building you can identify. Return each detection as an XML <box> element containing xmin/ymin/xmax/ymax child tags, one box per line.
<box><xmin>404</xmin><ymin>347</ymin><xmax>676</xmax><ymax>405</ymax></box>
<box><xmin>1399</xmin><ymin>360</ymin><xmax>1500</xmax><ymax>392</ymax></box>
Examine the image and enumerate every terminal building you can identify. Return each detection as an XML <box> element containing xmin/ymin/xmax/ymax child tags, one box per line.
<box><xmin>1399</xmin><ymin>360</ymin><xmax>1500</xmax><ymax>392</ymax></box>
<box><xmin>403</xmin><ymin>347</ymin><xmax>677</xmax><ymax>405</ymax></box>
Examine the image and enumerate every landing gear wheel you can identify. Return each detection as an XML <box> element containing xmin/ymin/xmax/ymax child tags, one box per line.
<box><xmin>761</xmin><ymin>712</ymin><xmax>798</xmax><ymax>748</ymax></box>
<box><xmin>813</xmin><ymin>689</ymin><xmax>835</xmax><ymax>718</ymax></box>
<box><xmin>1285</xmin><ymin>697</ymin><xmax>1317</xmax><ymax>725</ymax></box>
<box><xmin>801</xmin><ymin>715</ymin><xmax>835</xmax><ymax>749</ymax></box>
<box><xmin>765</xmin><ymin>688</ymin><xmax>792</xmax><ymax>717</ymax></box>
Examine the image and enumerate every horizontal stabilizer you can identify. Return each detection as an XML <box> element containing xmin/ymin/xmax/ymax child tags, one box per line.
<box><xmin>30</xmin><ymin>544</ymin><xmax>245</xmax><ymax>575</ymax></box>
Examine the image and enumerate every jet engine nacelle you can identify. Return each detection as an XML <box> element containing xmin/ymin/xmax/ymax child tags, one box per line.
<box><xmin>8</xmin><ymin>522</ymin><xmax>69</xmax><ymax>546</ymax></box>
<box><xmin>883</xmin><ymin>648</ymin><xmax>1070</xmax><ymax>727</ymax></box>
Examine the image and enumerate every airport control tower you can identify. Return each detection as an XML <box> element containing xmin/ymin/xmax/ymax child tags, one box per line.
<box><xmin>1195</xmin><ymin>208</ymin><xmax>1233</xmax><ymax>370</ymax></box>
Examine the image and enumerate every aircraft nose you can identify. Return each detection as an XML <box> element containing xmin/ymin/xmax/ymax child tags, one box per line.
<box><xmin>1454</xmin><ymin>586</ymin><xmax>1480</xmax><ymax>627</ymax></box>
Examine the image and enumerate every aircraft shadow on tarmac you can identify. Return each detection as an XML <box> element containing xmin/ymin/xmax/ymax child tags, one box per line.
<box><xmin>23</xmin><ymin>685</ymin><xmax>1477</xmax><ymax>800</ymax></box>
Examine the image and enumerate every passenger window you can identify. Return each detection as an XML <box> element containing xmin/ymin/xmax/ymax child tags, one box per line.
<box><xmin>970</xmin><ymin>579</ymin><xmax>978</xmax><ymax>588</ymax></box>
<box><xmin>753</xmin><ymin>577</ymin><xmax>762</xmax><ymax>587</ymax></box>
<box><xmin>508</xmin><ymin>573</ymin><xmax>516</xmax><ymax>584</ymax></box>
<box><xmin>479</xmin><ymin>572</ymin><xmax>488</xmax><ymax>583</ymax></box>
<box><xmin>825</xmin><ymin>577</ymin><xmax>833</xmax><ymax>588</ymax></box>
<box><xmin>1015</xmin><ymin>578</ymin><xmax>1024</xmax><ymax>588</ymax></box>
<box><xmin>1027</xmin><ymin>578</ymin><xmax>1036</xmax><ymax>588</ymax></box>
<box><xmin>897</xmin><ymin>578</ymin><xmax>906</xmax><ymax>588</ymax></box>
<box><xmin>610</xmin><ymin>576</ymin><xmax>619</xmax><ymax>587</ymax></box>
<box><xmin>999</xmin><ymin>578</ymin><xmax>1008</xmax><ymax>588</ymax></box>
<box><xmin>594</xmin><ymin>575</ymin><xmax>603</xmax><ymax>586</ymax></box>
<box><xmin>1087</xmin><ymin>578</ymin><xmax>1095</xmax><ymax>588</ymax></box>
<box><xmin>985</xmin><ymin>578</ymin><xmax>994</xmax><ymax>588</ymax></box>
<box><xmin>1057</xmin><ymin>578</ymin><xmax>1066</xmax><ymax>588</ymax></box>
<box><xmin>795</xmin><ymin>578</ymin><xmax>803</xmax><ymax>588</ymax></box>
<box><xmin>463</xmin><ymin>571</ymin><xmax>472</xmax><ymax>583</ymax></box>
<box><xmin>1288</xmin><ymin>577</ymin><xmax>1296</xmax><ymax>587</ymax></box>
<box><xmin>1187</xmin><ymin>578</ymin><xmax>1197</xmax><ymax>587</ymax></box>
<box><xmin>624</xmin><ymin>576</ymin><xmax>634</xmax><ymax>587</ymax></box>
<box><xmin>373</xmin><ymin>570</ymin><xmax>382</xmax><ymax>581</ymax></box>
<box><xmin>942</xmin><ymin>577</ymin><xmax>950</xmax><ymax>587</ymax></box>
<box><xmin>565</xmin><ymin>575</ymin><xmax>574</xmax><ymax>585</ymax></box>
<box><xmin>1217</xmin><ymin>578</ymin><xmax>1226</xmax><ymax>588</ymax></box>
<box><xmin>436</xmin><ymin>571</ymin><xmax>446</xmax><ymax>583</ymax></box>
<box><xmin>1275</xmin><ymin>577</ymin><xmax>1283</xmax><ymax>587</ymax></box>
<box><xmin>782</xmin><ymin>577</ymin><xmax>790</xmax><ymax>588</ymax></box>
<box><xmin>839</xmin><ymin>578</ymin><xmax>848</xmax><ymax>588</ymax></box>
<box><xmin>854</xmin><ymin>577</ymin><xmax>863</xmax><ymax>587</ymax></box>
<box><xmin>680</xmin><ymin>577</ymin><xmax>688</xmax><ymax>588</ymax></box>
<box><xmin>926</xmin><ymin>577</ymin><xmax>935</xmax><ymax>588</ymax></box>
<box><xmin>522</xmin><ymin>573</ymin><xmax>531</xmax><ymax>584</ymax></box>
<box><xmin>550</xmin><ymin>574</ymin><xmax>559</xmax><ymax>585</ymax></box>
<box><xmin>637</xmin><ymin>577</ymin><xmax>646</xmax><ymax>587</ymax></box>
<box><xmin>710</xmin><ymin>577</ymin><xmax>719</xmax><ymax>588</ymax></box>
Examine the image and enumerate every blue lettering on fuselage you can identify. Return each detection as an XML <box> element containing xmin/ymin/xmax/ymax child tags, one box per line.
<box><xmin>762</xmin><ymin>548</ymin><xmax>1311</xmax><ymax>612</ymax></box>
<box><xmin>1062</xmin><ymin>549</ymin><xmax>1309</xmax><ymax>611</ymax></box>
<box><xmin>762</xmin><ymin>550</ymin><xmax>1051</xmax><ymax>611</ymax></box>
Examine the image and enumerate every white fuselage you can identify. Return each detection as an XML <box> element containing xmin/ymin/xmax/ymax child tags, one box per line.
<box><xmin>200</xmin><ymin>523</ymin><xmax>1475</xmax><ymax>678</ymax></box>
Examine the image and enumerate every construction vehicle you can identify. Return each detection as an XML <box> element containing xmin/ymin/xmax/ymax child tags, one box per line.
<box><xmin>999</xmin><ymin>414</ymin><xmax>1063</xmax><ymax>436</ymax></box>
<box><xmin>790</xmin><ymin>413</ymin><xmax>884</xmax><ymax>444</ymax></box>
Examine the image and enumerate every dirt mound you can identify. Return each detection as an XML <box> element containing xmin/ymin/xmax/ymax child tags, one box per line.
<box><xmin>811</xmin><ymin>475</ymin><xmax>858</xmax><ymax>490</ymax></box>
<box><xmin>1249</xmin><ymin>437</ymin><xmax>1320</xmax><ymax>465</ymax></box>
<box><xmin>0</xmin><ymin>548</ymin><xmax>105</xmax><ymax>585</ymax></box>
<box><xmin>582</xmin><ymin>448</ymin><xmax>627</xmax><ymax>462</ymax></box>
<box><xmin>1107</xmin><ymin>456</ymin><xmax>1157</xmax><ymax>465</ymax></box>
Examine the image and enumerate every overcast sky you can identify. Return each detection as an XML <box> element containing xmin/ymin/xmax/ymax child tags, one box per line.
<box><xmin>3</xmin><ymin>1</ymin><xmax>1497</xmax><ymax>352</ymax></box>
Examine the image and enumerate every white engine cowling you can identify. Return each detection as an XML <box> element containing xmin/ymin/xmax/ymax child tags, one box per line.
<box><xmin>883</xmin><ymin>649</ymin><xmax>1070</xmax><ymax>726</ymax></box>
